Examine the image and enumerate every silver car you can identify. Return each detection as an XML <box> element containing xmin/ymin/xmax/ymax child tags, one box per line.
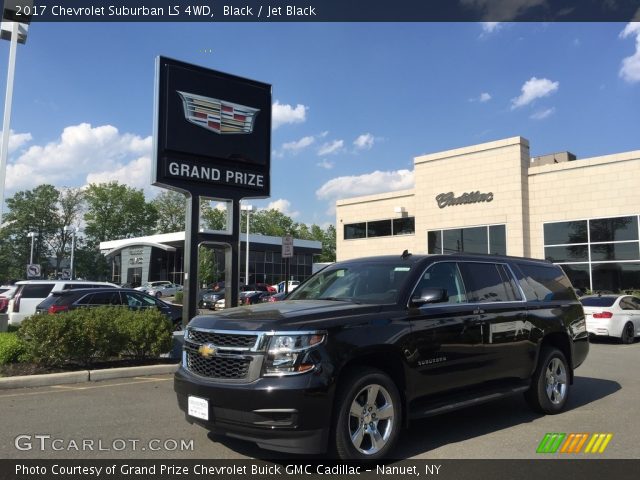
<box><xmin>145</xmin><ymin>283</ymin><xmax>183</xmax><ymax>298</ymax></box>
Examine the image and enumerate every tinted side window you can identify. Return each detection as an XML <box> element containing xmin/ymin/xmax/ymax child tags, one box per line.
<box><xmin>413</xmin><ymin>262</ymin><xmax>467</xmax><ymax>304</ymax></box>
<box><xmin>516</xmin><ymin>263</ymin><xmax>576</xmax><ymax>302</ymax></box>
<box><xmin>459</xmin><ymin>263</ymin><xmax>519</xmax><ymax>302</ymax></box>
<box><xmin>21</xmin><ymin>284</ymin><xmax>55</xmax><ymax>298</ymax></box>
<box><xmin>87</xmin><ymin>292</ymin><xmax>122</xmax><ymax>305</ymax></box>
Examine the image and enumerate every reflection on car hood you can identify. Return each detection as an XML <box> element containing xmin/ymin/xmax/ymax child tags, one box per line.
<box><xmin>188</xmin><ymin>300</ymin><xmax>388</xmax><ymax>331</ymax></box>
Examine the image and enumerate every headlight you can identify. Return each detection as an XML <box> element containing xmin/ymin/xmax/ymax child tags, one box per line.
<box><xmin>263</xmin><ymin>333</ymin><xmax>325</xmax><ymax>376</ymax></box>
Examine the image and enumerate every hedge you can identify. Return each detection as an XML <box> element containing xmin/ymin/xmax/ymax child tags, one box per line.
<box><xmin>0</xmin><ymin>333</ymin><xmax>27</xmax><ymax>365</ymax></box>
<box><xmin>17</xmin><ymin>307</ymin><xmax>173</xmax><ymax>367</ymax></box>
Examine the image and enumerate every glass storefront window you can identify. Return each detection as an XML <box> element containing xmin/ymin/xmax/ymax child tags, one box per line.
<box><xmin>592</xmin><ymin>262</ymin><xmax>640</xmax><ymax>292</ymax></box>
<box><xmin>393</xmin><ymin>217</ymin><xmax>415</xmax><ymax>235</ymax></box>
<box><xmin>590</xmin><ymin>216</ymin><xmax>638</xmax><ymax>242</ymax></box>
<box><xmin>543</xmin><ymin>221</ymin><xmax>588</xmax><ymax>245</ymax></box>
<box><xmin>367</xmin><ymin>220</ymin><xmax>392</xmax><ymax>238</ymax></box>
<box><xmin>544</xmin><ymin>245</ymin><xmax>589</xmax><ymax>263</ymax></box>
<box><xmin>590</xmin><ymin>242</ymin><xmax>640</xmax><ymax>261</ymax></box>
<box><xmin>344</xmin><ymin>222</ymin><xmax>366</xmax><ymax>240</ymax></box>
<box><xmin>558</xmin><ymin>264</ymin><xmax>591</xmax><ymax>291</ymax></box>
<box><xmin>489</xmin><ymin>225</ymin><xmax>506</xmax><ymax>255</ymax></box>
<box><xmin>427</xmin><ymin>231</ymin><xmax>441</xmax><ymax>254</ymax></box>
<box><xmin>429</xmin><ymin>225</ymin><xmax>506</xmax><ymax>255</ymax></box>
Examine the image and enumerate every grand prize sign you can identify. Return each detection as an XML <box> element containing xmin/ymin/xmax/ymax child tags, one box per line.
<box><xmin>153</xmin><ymin>56</ymin><xmax>271</xmax><ymax>322</ymax></box>
<box><xmin>153</xmin><ymin>56</ymin><xmax>271</xmax><ymax>197</ymax></box>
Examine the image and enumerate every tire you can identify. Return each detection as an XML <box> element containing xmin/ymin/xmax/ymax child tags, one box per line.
<box><xmin>333</xmin><ymin>368</ymin><xmax>402</xmax><ymax>460</ymax></box>
<box><xmin>173</xmin><ymin>320</ymin><xmax>183</xmax><ymax>332</ymax></box>
<box><xmin>621</xmin><ymin>322</ymin><xmax>635</xmax><ymax>344</ymax></box>
<box><xmin>155</xmin><ymin>292</ymin><xmax>161</xmax><ymax>298</ymax></box>
<box><xmin>525</xmin><ymin>347</ymin><xmax>570</xmax><ymax>414</ymax></box>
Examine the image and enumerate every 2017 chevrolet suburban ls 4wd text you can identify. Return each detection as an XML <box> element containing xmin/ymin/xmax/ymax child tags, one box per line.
<box><xmin>174</xmin><ymin>253</ymin><xmax>589</xmax><ymax>460</ymax></box>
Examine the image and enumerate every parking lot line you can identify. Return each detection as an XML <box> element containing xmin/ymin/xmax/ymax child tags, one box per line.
<box><xmin>0</xmin><ymin>376</ymin><xmax>171</xmax><ymax>398</ymax></box>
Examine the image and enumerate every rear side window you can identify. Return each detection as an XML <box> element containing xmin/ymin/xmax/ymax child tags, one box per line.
<box><xmin>20</xmin><ymin>284</ymin><xmax>55</xmax><ymax>298</ymax></box>
<box><xmin>85</xmin><ymin>291</ymin><xmax>122</xmax><ymax>305</ymax></box>
<box><xmin>459</xmin><ymin>262</ymin><xmax>521</xmax><ymax>302</ymax></box>
<box><xmin>516</xmin><ymin>263</ymin><xmax>576</xmax><ymax>302</ymax></box>
<box><xmin>36</xmin><ymin>295</ymin><xmax>62</xmax><ymax>310</ymax></box>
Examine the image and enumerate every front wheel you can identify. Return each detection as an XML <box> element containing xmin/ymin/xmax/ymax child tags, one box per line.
<box><xmin>333</xmin><ymin>368</ymin><xmax>401</xmax><ymax>460</ymax></box>
<box><xmin>525</xmin><ymin>347</ymin><xmax>570</xmax><ymax>414</ymax></box>
<box><xmin>621</xmin><ymin>322</ymin><xmax>635</xmax><ymax>344</ymax></box>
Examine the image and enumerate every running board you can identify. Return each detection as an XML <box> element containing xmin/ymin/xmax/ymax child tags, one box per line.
<box><xmin>410</xmin><ymin>385</ymin><xmax>529</xmax><ymax>419</ymax></box>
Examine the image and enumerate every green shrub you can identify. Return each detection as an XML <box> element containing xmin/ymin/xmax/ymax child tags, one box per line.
<box><xmin>18</xmin><ymin>307</ymin><xmax>172</xmax><ymax>366</ymax></box>
<box><xmin>116</xmin><ymin>308</ymin><xmax>173</xmax><ymax>359</ymax></box>
<box><xmin>174</xmin><ymin>291</ymin><xmax>183</xmax><ymax>304</ymax></box>
<box><xmin>0</xmin><ymin>333</ymin><xmax>27</xmax><ymax>364</ymax></box>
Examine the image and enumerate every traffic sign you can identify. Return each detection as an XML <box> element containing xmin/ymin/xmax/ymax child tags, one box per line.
<box><xmin>282</xmin><ymin>235</ymin><xmax>294</xmax><ymax>258</ymax></box>
<box><xmin>26</xmin><ymin>264</ymin><xmax>41</xmax><ymax>279</ymax></box>
<box><xmin>61</xmin><ymin>268</ymin><xmax>71</xmax><ymax>280</ymax></box>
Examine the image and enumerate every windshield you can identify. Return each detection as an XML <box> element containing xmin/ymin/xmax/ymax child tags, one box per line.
<box><xmin>288</xmin><ymin>261</ymin><xmax>414</xmax><ymax>304</ymax></box>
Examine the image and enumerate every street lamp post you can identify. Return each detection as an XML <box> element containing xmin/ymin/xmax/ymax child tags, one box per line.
<box><xmin>0</xmin><ymin>4</ymin><xmax>31</xmax><ymax>225</ymax></box>
<box><xmin>241</xmin><ymin>204</ymin><xmax>253</xmax><ymax>286</ymax></box>
<box><xmin>64</xmin><ymin>226</ymin><xmax>76</xmax><ymax>280</ymax></box>
<box><xmin>27</xmin><ymin>231</ymin><xmax>37</xmax><ymax>264</ymax></box>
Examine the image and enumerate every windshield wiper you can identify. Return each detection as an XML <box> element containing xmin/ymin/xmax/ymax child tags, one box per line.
<box><xmin>318</xmin><ymin>297</ymin><xmax>360</xmax><ymax>304</ymax></box>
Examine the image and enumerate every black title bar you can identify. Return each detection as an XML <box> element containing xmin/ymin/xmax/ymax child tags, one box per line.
<box><xmin>2</xmin><ymin>0</ymin><xmax>639</xmax><ymax>22</ymax></box>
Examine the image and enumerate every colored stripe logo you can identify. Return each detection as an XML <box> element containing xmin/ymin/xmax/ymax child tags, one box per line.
<box><xmin>537</xmin><ymin>433</ymin><xmax>613</xmax><ymax>454</ymax></box>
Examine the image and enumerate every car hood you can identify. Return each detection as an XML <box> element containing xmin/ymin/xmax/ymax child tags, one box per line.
<box><xmin>187</xmin><ymin>300</ymin><xmax>391</xmax><ymax>331</ymax></box>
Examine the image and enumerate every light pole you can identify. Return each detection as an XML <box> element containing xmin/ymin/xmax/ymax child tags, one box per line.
<box><xmin>241</xmin><ymin>204</ymin><xmax>253</xmax><ymax>286</ymax></box>
<box><xmin>0</xmin><ymin>4</ymin><xmax>31</xmax><ymax>225</ymax></box>
<box><xmin>64</xmin><ymin>226</ymin><xmax>77</xmax><ymax>280</ymax></box>
<box><xmin>27</xmin><ymin>231</ymin><xmax>37</xmax><ymax>264</ymax></box>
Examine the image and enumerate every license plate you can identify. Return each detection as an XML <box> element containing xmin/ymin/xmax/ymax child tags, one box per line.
<box><xmin>188</xmin><ymin>396</ymin><xmax>209</xmax><ymax>420</ymax></box>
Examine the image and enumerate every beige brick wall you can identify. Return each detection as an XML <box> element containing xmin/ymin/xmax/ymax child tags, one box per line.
<box><xmin>528</xmin><ymin>150</ymin><xmax>640</xmax><ymax>259</ymax></box>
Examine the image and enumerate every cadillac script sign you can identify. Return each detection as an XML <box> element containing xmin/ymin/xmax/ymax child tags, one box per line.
<box><xmin>153</xmin><ymin>57</ymin><xmax>271</xmax><ymax>198</ymax></box>
<box><xmin>436</xmin><ymin>191</ymin><xmax>494</xmax><ymax>208</ymax></box>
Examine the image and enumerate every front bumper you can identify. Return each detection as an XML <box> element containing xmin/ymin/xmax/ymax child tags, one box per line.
<box><xmin>174</xmin><ymin>367</ymin><xmax>332</xmax><ymax>454</ymax></box>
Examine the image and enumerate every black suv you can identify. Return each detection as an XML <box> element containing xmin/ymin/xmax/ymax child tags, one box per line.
<box><xmin>174</xmin><ymin>254</ymin><xmax>589</xmax><ymax>459</ymax></box>
<box><xmin>36</xmin><ymin>288</ymin><xmax>183</xmax><ymax>330</ymax></box>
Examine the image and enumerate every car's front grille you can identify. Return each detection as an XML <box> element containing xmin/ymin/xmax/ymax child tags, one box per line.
<box><xmin>186</xmin><ymin>351</ymin><xmax>251</xmax><ymax>379</ymax></box>
<box><xmin>187</xmin><ymin>329</ymin><xmax>258</xmax><ymax>349</ymax></box>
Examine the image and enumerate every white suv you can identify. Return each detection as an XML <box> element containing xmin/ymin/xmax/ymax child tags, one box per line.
<box><xmin>8</xmin><ymin>280</ymin><xmax>119</xmax><ymax>326</ymax></box>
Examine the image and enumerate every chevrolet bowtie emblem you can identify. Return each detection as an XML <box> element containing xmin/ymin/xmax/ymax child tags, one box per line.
<box><xmin>177</xmin><ymin>90</ymin><xmax>260</xmax><ymax>135</ymax></box>
<box><xmin>198</xmin><ymin>343</ymin><xmax>217</xmax><ymax>359</ymax></box>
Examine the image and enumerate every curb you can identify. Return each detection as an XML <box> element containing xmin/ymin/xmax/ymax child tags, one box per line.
<box><xmin>0</xmin><ymin>363</ymin><xmax>179</xmax><ymax>390</ymax></box>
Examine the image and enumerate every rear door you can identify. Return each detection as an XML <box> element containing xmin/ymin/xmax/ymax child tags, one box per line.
<box><xmin>457</xmin><ymin>261</ymin><xmax>532</xmax><ymax>382</ymax></box>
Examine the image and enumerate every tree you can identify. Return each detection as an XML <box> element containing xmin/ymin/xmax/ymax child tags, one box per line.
<box><xmin>48</xmin><ymin>188</ymin><xmax>84</xmax><ymax>273</ymax></box>
<box><xmin>247</xmin><ymin>209</ymin><xmax>297</xmax><ymax>237</ymax></box>
<box><xmin>152</xmin><ymin>189</ymin><xmax>187</xmax><ymax>233</ymax></box>
<box><xmin>83</xmin><ymin>182</ymin><xmax>158</xmax><ymax>246</ymax></box>
<box><xmin>201</xmin><ymin>202</ymin><xmax>227</xmax><ymax>231</ymax></box>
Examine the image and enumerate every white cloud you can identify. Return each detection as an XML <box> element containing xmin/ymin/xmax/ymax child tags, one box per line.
<box><xmin>619</xmin><ymin>22</ymin><xmax>640</xmax><ymax>83</ymax></box>
<box><xmin>272</xmin><ymin>100</ymin><xmax>307</xmax><ymax>129</ymax></box>
<box><xmin>479</xmin><ymin>92</ymin><xmax>492</xmax><ymax>102</ymax></box>
<box><xmin>511</xmin><ymin>77</ymin><xmax>559</xmax><ymax>109</ymax></box>
<box><xmin>316</xmin><ymin>169</ymin><xmax>415</xmax><ymax>214</ymax></box>
<box><xmin>530</xmin><ymin>107</ymin><xmax>556</xmax><ymax>120</ymax></box>
<box><xmin>480</xmin><ymin>22</ymin><xmax>502</xmax><ymax>34</ymax></box>
<box><xmin>265</xmin><ymin>198</ymin><xmax>299</xmax><ymax>218</ymax></box>
<box><xmin>353</xmin><ymin>133</ymin><xmax>375</xmax><ymax>151</ymax></box>
<box><xmin>316</xmin><ymin>159</ymin><xmax>334</xmax><ymax>169</ymax></box>
<box><xmin>85</xmin><ymin>156</ymin><xmax>156</xmax><ymax>195</ymax></box>
<box><xmin>282</xmin><ymin>135</ymin><xmax>315</xmax><ymax>154</ymax></box>
<box><xmin>318</xmin><ymin>139</ymin><xmax>344</xmax><ymax>156</ymax></box>
<box><xmin>5</xmin><ymin>123</ymin><xmax>152</xmax><ymax>194</ymax></box>
<box><xmin>0</xmin><ymin>130</ymin><xmax>33</xmax><ymax>153</ymax></box>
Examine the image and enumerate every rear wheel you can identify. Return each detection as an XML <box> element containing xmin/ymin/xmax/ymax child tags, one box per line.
<box><xmin>333</xmin><ymin>368</ymin><xmax>401</xmax><ymax>460</ymax></box>
<box><xmin>155</xmin><ymin>292</ymin><xmax>162</xmax><ymax>298</ymax></box>
<box><xmin>621</xmin><ymin>322</ymin><xmax>635</xmax><ymax>344</ymax></box>
<box><xmin>525</xmin><ymin>347</ymin><xmax>570</xmax><ymax>414</ymax></box>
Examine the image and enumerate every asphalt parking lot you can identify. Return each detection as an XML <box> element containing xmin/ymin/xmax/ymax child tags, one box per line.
<box><xmin>0</xmin><ymin>340</ymin><xmax>637</xmax><ymax>460</ymax></box>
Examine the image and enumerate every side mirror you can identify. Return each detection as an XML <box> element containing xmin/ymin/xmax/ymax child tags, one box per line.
<box><xmin>410</xmin><ymin>287</ymin><xmax>448</xmax><ymax>307</ymax></box>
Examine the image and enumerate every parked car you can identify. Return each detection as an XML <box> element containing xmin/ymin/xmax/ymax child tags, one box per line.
<box><xmin>199</xmin><ymin>289</ymin><xmax>225</xmax><ymax>310</ymax></box>
<box><xmin>239</xmin><ymin>291</ymin><xmax>269</xmax><ymax>306</ymax></box>
<box><xmin>135</xmin><ymin>281</ymin><xmax>173</xmax><ymax>294</ymax></box>
<box><xmin>272</xmin><ymin>280</ymin><xmax>300</xmax><ymax>293</ymax></box>
<box><xmin>35</xmin><ymin>288</ymin><xmax>183</xmax><ymax>330</ymax></box>
<box><xmin>146</xmin><ymin>283</ymin><xmax>183</xmax><ymax>298</ymax></box>
<box><xmin>261</xmin><ymin>292</ymin><xmax>287</xmax><ymax>303</ymax></box>
<box><xmin>581</xmin><ymin>294</ymin><xmax>640</xmax><ymax>343</ymax></box>
<box><xmin>0</xmin><ymin>285</ymin><xmax>18</xmax><ymax>314</ymax></box>
<box><xmin>175</xmin><ymin>253</ymin><xmax>589</xmax><ymax>460</ymax></box>
<box><xmin>8</xmin><ymin>280</ymin><xmax>119</xmax><ymax>326</ymax></box>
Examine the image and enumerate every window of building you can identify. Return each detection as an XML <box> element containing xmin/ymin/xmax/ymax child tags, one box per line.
<box><xmin>344</xmin><ymin>217</ymin><xmax>415</xmax><ymax>240</ymax></box>
<box><xmin>543</xmin><ymin>215</ymin><xmax>640</xmax><ymax>292</ymax></box>
<box><xmin>428</xmin><ymin>224</ymin><xmax>506</xmax><ymax>255</ymax></box>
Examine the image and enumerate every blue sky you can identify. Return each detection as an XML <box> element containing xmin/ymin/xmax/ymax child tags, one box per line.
<box><xmin>1</xmin><ymin>22</ymin><xmax>639</xmax><ymax>228</ymax></box>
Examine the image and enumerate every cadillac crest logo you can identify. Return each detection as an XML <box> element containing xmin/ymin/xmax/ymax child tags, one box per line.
<box><xmin>198</xmin><ymin>343</ymin><xmax>217</xmax><ymax>359</ymax></box>
<box><xmin>177</xmin><ymin>91</ymin><xmax>260</xmax><ymax>135</ymax></box>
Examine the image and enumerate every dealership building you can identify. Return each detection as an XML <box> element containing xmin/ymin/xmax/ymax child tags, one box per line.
<box><xmin>100</xmin><ymin>232</ymin><xmax>321</xmax><ymax>287</ymax></box>
<box><xmin>336</xmin><ymin>136</ymin><xmax>640</xmax><ymax>292</ymax></box>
